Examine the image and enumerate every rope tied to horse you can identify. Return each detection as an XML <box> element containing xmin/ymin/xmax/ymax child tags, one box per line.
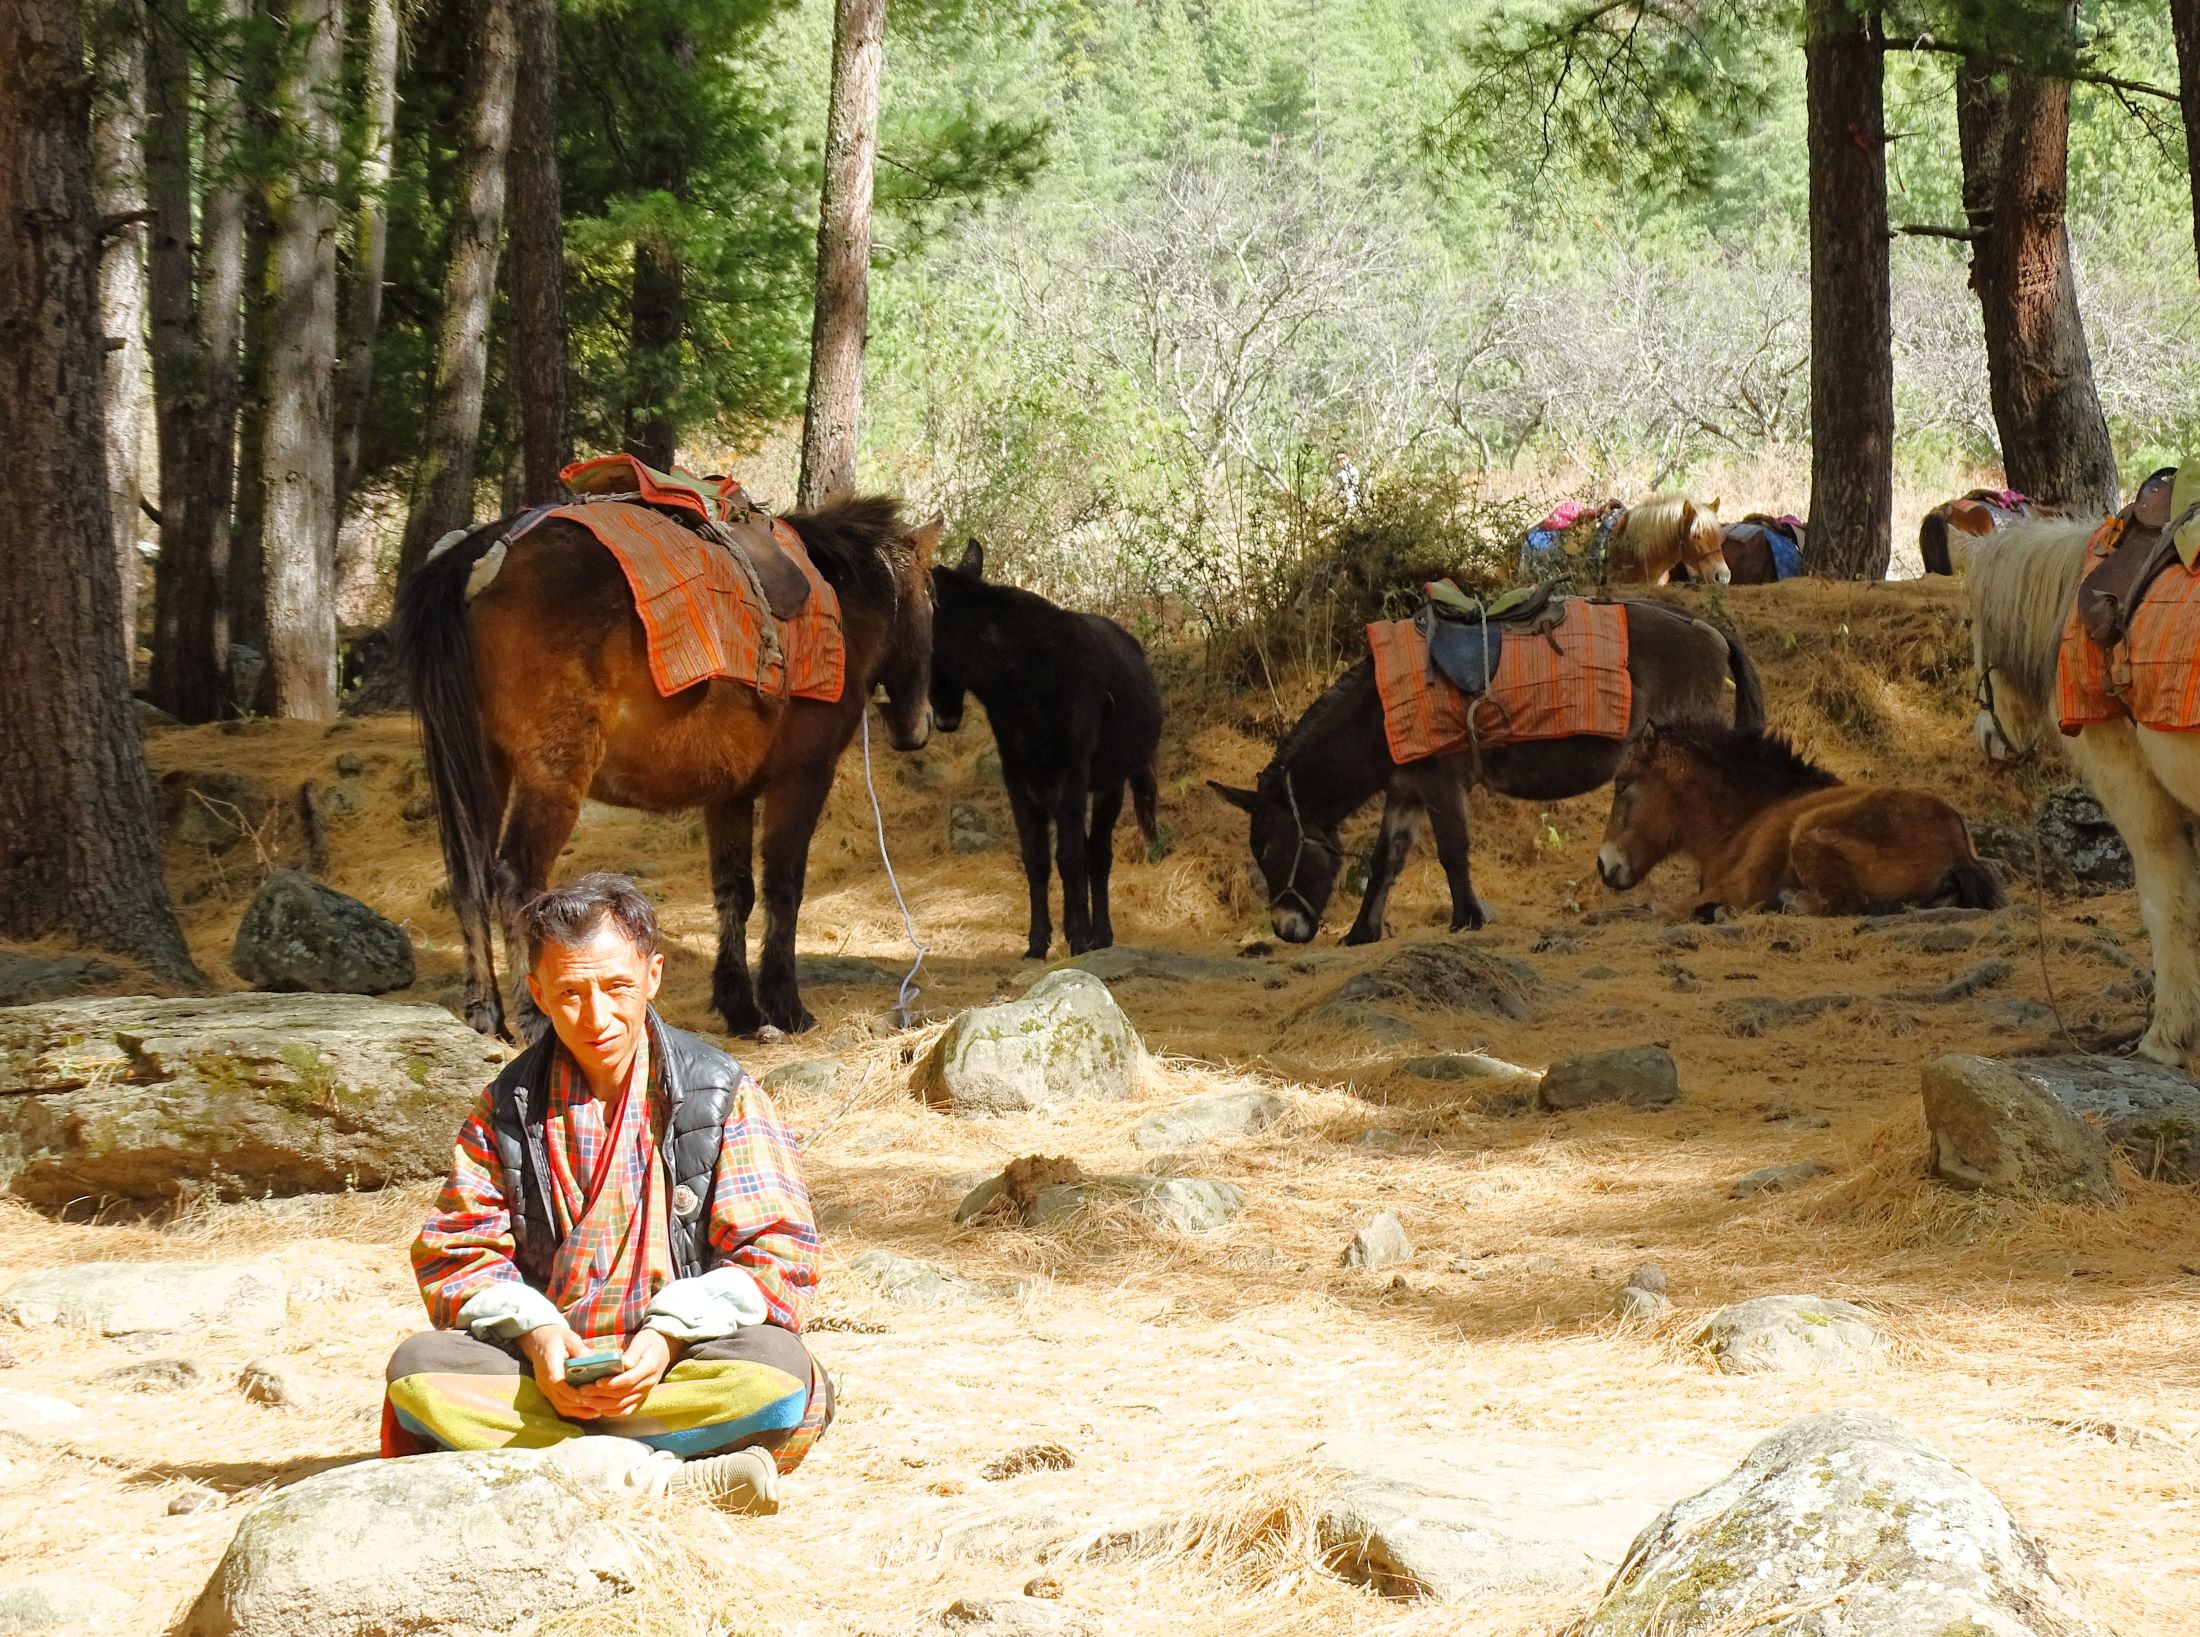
<box><xmin>859</xmin><ymin>707</ymin><xmax>928</xmax><ymax>1029</ymax></box>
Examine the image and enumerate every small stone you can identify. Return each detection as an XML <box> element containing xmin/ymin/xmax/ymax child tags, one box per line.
<box><xmin>1396</xmin><ymin>1051</ymin><xmax>1533</xmax><ymax>1083</ymax></box>
<box><xmin>981</xmin><ymin>1442</ymin><xmax>1075</xmax><ymax>1481</ymax></box>
<box><xmin>1697</xmin><ymin>1294</ymin><xmax>1886</xmax><ymax>1376</ymax></box>
<box><xmin>1342</xmin><ymin>1212</ymin><xmax>1413</xmax><ymax>1270</ymax></box>
<box><xmin>0</xmin><ymin>1389</ymin><xmax>85</xmax><ymax>1431</ymax></box>
<box><xmin>1353</xmin><ymin>1128</ymin><xmax>1403</xmax><ymax>1151</ymax></box>
<box><xmin>332</xmin><ymin>752</ymin><xmax>364</xmax><ymax>778</ymax></box>
<box><xmin>1624</xmin><ymin>1262</ymin><xmax>1667</xmax><ymax>1294</ymax></box>
<box><xmin>168</xmin><ymin>1486</ymin><xmax>224</xmax><ymax>1516</ymax></box>
<box><xmin>937</xmin><ymin>1597</ymin><xmax>1068</xmax><ymax>1634</ymax></box>
<box><xmin>0</xmin><ymin>1344</ymin><xmax>16</xmax><ymax>1369</ymax></box>
<box><xmin>948</xmin><ymin>802</ymin><xmax>995</xmax><ymax>853</ymax></box>
<box><xmin>1131</xmin><ymin>1090</ymin><xmax>1284</xmax><ymax>1151</ymax></box>
<box><xmin>1728</xmin><ymin>1161</ymin><xmax>1829</xmax><ymax>1199</ymax></box>
<box><xmin>0</xmin><ymin>1578</ymin><xmax>130</xmax><ymax>1633</ymax></box>
<box><xmin>1921</xmin><ymin>1055</ymin><xmax>2121</xmax><ymax>1203</ymax></box>
<box><xmin>1616</xmin><ymin>1287</ymin><xmax>1672</xmax><ymax>1320</ymax></box>
<box><xmin>236</xmin><ymin>1361</ymin><xmax>298</xmax><ymax>1408</ymax></box>
<box><xmin>846</xmin><ymin>1250</ymin><xmax>968</xmax><ymax>1309</ymax></box>
<box><xmin>760</xmin><ymin>1058</ymin><xmax>848</xmax><ymax>1101</ymax></box>
<box><xmin>1021</xmin><ymin>1575</ymin><xmax>1062</xmax><ymax>1600</ymax></box>
<box><xmin>1538</xmin><ymin>1046</ymin><xmax>1680</xmax><ymax>1111</ymax></box>
<box><xmin>102</xmin><ymin>1357</ymin><xmax>212</xmax><ymax>1393</ymax></box>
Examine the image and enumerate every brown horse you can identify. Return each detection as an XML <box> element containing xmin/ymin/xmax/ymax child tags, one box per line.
<box><xmin>1210</xmin><ymin>600</ymin><xmax>1762</xmax><ymax>943</ymax></box>
<box><xmin>397</xmin><ymin>498</ymin><xmax>940</xmax><ymax>1040</ymax></box>
<box><xmin>1920</xmin><ymin>489</ymin><xmax>2029</xmax><ymax>576</ymax></box>
<box><xmin>1605</xmin><ymin>493</ymin><xmax>1730</xmax><ymax>585</ymax></box>
<box><xmin>1595</xmin><ymin>720</ymin><xmax>2003</xmax><ymax>920</ymax></box>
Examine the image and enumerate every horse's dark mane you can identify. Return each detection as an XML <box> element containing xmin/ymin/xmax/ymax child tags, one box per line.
<box><xmin>1267</xmin><ymin>658</ymin><xmax>1374</xmax><ymax>775</ymax></box>
<box><xmin>783</xmin><ymin>494</ymin><xmax>908</xmax><ymax>608</ymax></box>
<box><xmin>1655</xmin><ymin>718</ymin><xmax>1839</xmax><ymax>794</ymax></box>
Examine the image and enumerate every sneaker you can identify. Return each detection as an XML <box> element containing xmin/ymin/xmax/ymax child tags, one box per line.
<box><xmin>669</xmin><ymin>1445</ymin><xmax>782</xmax><ymax>1515</ymax></box>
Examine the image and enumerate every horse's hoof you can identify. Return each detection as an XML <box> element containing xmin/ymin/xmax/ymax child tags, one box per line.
<box><xmin>717</xmin><ymin>998</ymin><xmax>765</xmax><ymax>1037</ymax></box>
<box><xmin>1340</xmin><ymin>927</ymin><xmax>1381</xmax><ymax>947</ymax></box>
<box><xmin>463</xmin><ymin>1001</ymin><xmax>504</xmax><ymax>1039</ymax></box>
<box><xmin>1023</xmin><ymin>944</ymin><xmax>1049</xmax><ymax>961</ymax></box>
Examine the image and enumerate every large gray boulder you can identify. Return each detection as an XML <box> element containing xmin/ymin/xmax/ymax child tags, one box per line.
<box><xmin>179</xmin><ymin>1451</ymin><xmax>638</xmax><ymax>1637</ymax></box>
<box><xmin>2002</xmin><ymin>1055</ymin><xmax>2200</xmax><ymax>1185</ymax></box>
<box><xmin>2036</xmin><ymin>786</ymin><xmax>2133</xmax><ymax>892</ymax></box>
<box><xmin>0</xmin><ymin>993</ymin><xmax>504</xmax><ymax>1205</ymax></box>
<box><xmin>1581</xmin><ymin>1410</ymin><xmax>2105</xmax><ymax>1635</ymax></box>
<box><xmin>230</xmin><ymin>871</ymin><xmax>414</xmax><ymax>995</ymax></box>
<box><xmin>1921</xmin><ymin>1055</ymin><xmax>2121</xmax><ymax>1203</ymax></box>
<box><xmin>921</xmin><ymin>970</ymin><xmax>1140</xmax><ymax>1116</ymax></box>
<box><xmin>1697</xmin><ymin>1294</ymin><xmax>1886</xmax><ymax>1375</ymax></box>
<box><xmin>1131</xmin><ymin>1090</ymin><xmax>1284</xmax><ymax>1151</ymax></box>
<box><xmin>0</xmin><ymin>1259</ymin><xmax>286</xmax><ymax>1336</ymax></box>
<box><xmin>1309</xmin><ymin>1433</ymin><xmax>1726</xmax><ymax>1603</ymax></box>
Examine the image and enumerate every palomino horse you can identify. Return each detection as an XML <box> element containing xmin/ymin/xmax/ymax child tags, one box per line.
<box><xmin>1210</xmin><ymin>600</ymin><xmax>1762</xmax><ymax>943</ymax></box>
<box><xmin>1920</xmin><ymin>489</ymin><xmax>2029</xmax><ymax>576</ymax></box>
<box><xmin>397</xmin><ymin>498</ymin><xmax>941</xmax><ymax>1040</ymax></box>
<box><xmin>1595</xmin><ymin>720</ymin><xmax>2003</xmax><ymax>919</ymax></box>
<box><xmin>1606</xmin><ymin>493</ymin><xmax>1729</xmax><ymax>585</ymax></box>
<box><xmin>1969</xmin><ymin>514</ymin><xmax>2200</xmax><ymax>1069</ymax></box>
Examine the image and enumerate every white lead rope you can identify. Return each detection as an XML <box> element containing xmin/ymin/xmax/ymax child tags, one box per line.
<box><xmin>859</xmin><ymin>707</ymin><xmax>928</xmax><ymax>1027</ymax></box>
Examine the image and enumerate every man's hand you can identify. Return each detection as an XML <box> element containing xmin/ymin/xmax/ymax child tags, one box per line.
<box><xmin>516</xmin><ymin>1324</ymin><xmax>601</xmax><ymax>1421</ymax></box>
<box><xmin>573</xmin><ymin>1328</ymin><xmax>677</xmax><ymax>1420</ymax></box>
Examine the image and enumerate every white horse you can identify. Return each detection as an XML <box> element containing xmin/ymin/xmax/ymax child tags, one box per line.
<box><xmin>1967</xmin><ymin>515</ymin><xmax>2200</xmax><ymax>1070</ymax></box>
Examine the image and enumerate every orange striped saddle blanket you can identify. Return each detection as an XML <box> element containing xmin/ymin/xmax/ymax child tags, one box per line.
<box><xmin>1367</xmin><ymin>598</ymin><xmax>1632</xmax><ymax>764</ymax></box>
<box><xmin>528</xmin><ymin>501</ymin><xmax>845</xmax><ymax>702</ymax></box>
<box><xmin>2058</xmin><ymin>516</ymin><xmax>2200</xmax><ymax>735</ymax></box>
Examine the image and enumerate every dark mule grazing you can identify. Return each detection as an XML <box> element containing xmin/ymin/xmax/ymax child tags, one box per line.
<box><xmin>397</xmin><ymin>498</ymin><xmax>941</xmax><ymax>1040</ymax></box>
<box><xmin>930</xmin><ymin>541</ymin><xmax>1163</xmax><ymax>957</ymax></box>
<box><xmin>1595</xmin><ymin>719</ymin><xmax>2004</xmax><ymax>920</ymax></box>
<box><xmin>1209</xmin><ymin>599</ymin><xmax>1763</xmax><ymax>944</ymax></box>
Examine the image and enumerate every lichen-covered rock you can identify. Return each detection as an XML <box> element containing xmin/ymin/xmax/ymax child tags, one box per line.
<box><xmin>845</xmin><ymin>1249</ymin><xmax>969</xmax><ymax>1308</ymax></box>
<box><xmin>2002</xmin><ymin>1055</ymin><xmax>2200</xmax><ymax>1185</ymax></box>
<box><xmin>921</xmin><ymin>970</ymin><xmax>1140</xmax><ymax>1116</ymax></box>
<box><xmin>0</xmin><ymin>993</ymin><xmax>504</xmax><ymax>1206</ymax></box>
<box><xmin>0</xmin><ymin>1577</ymin><xmax>130</xmax><ymax>1634</ymax></box>
<box><xmin>1728</xmin><ymin>1161</ymin><xmax>1828</xmax><ymax>1199</ymax></box>
<box><xmin>760</xmin><ymin>1057</ymin><xmax>848</xmax><ymax>1101</ymax></box>
<box><xmin>1032</xmin><ymin>1176</ymin><xmax>1243</xmax><ymax>1234</ymax></box>
<box><xmin>0</xmin><ymin>951</ymin><xmax>119</xmax><ymax>1007</ymax></box>
<box><xmin>1696</xmin><ymin>1294</ymin><xmax>1885</xmax><ymax>1375</ymax></box>
<box><xmin>2036</xmin><ymin>785</ymin><xmax>2133</xmax><ymax>892</ymax></box>
<box><xmin>178</xmin><ymin>1450</ymin><xmax>637</xmax><ymax>1637</ymax></box>
<box><xmin>1921</xmin><ymin>1055</ymin><xmax>2121</xmax><ymax>1203</ymax></box>
<box><xmin>1131</xmin><ymin>1090</ymin><xmax>1284</xmax><ymax>1151</ymax></box>
<box><xmin>948</xmin><ymin>802</ymin><xmax>995</xmax><ymax>853</ymax></box>
<box><xmin>231</xmin><ymin>871</ymin><xmax>414</xmax><ymax>995</ymax></box>
<box><xmin>1539</xmin><ymin>1046</ymin><xmax>1680</xmax><ymax>1111</ymax></box>
<box><xmin>1340</xmin><ymin>1212</ymin><xmax>1412</xmax><ymax>1270</ymax></box>
<box><xmin>1580</xmin><ymin>1409</ymin><xmax>2105</xmax><ymax>1635</ymax></box>
<box><xmin>0</xmin><ymin>1260</ymin><xmax>286</xmax><ymax>1336</ymax></box>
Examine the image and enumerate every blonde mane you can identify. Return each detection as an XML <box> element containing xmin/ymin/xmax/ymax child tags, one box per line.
<box><xmin>1964</xmin><ymin>515</ymin><xmax>2092</xmax><ymax>726</ymax></box>
<box><xmin>1610</xmin><ymin>492</ymin><xmax>1722</xmax><ymax>577</ymax></box>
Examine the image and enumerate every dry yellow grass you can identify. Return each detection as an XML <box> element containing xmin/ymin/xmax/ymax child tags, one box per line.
<box><xmin>2</xmin><ymin>577</ymin><xmax>2196</xmax><ymax>1634</ymax></box>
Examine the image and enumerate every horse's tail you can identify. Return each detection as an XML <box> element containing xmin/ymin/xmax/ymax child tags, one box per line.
<box><xmin>1920</xmin><ymin>511</ymin><xmax>1953</xmax><ymax>576</ymax></box>
<box><xmin>1129</xmin><ymin>757</ymin><xmax>1160</xmax><ymax>844</ymax></box>
<box><xmin>1945</xmin><ymin>852</ymin><xmax>2007</xmax><ymax>911</ymax></box>
<box><xmin>394</xmin><ymin>522</ymin><xmax>506</xmax><ymax>946</ymax></box>
<box><xmin>1725</xmin><ymin>628</ymin><xmax>1766</xmax><ymax>734</ymax></box>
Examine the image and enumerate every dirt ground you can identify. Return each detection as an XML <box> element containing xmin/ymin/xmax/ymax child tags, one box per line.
<box><xmin>3</xmin><ymin>576</ymin><xmax>2197</xmax><ymax>1635</ymax></box>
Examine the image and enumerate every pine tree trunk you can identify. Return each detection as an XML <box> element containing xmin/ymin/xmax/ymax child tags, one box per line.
<box><xmin>260</xmin><ymin>0</ymin><xmax>345</xmax><ymax>718</ymax></box>
<box><xmin>0</xmin><ymin>0</ymin><xmax>200</xmax><ymax>981</ymax></box>
<box><xmin>2170</xmin><ymin>0</ymin><xmax>2200</xmax><ymax>283</ymax></box>
<box><xmin>395</xmin><ymin>0</ymin><xmax>518</xmax><ymax>581</ymax></box>
<box><xmin>507</xmin><ymin>0</ymin><xmax>569</xmax><ymax>502</ymax></box>
<box><xmin>1955</xmin><ymin>48</ymin><xmax>2117</xmax><ymax>517</ymax></box>
<box><xmin>93</xmin><ymin>3</ymin><xmax>148</xmax><ymax>670</ymax></box>
<box><xmin>333</xmin><ymin>0</ymin><xmax>400</xmax><ymax>520</ymax></box>
<box><xmin>1801</xmin><ymin>0</ymin><xmax>1894</xmax><ymax>580</ymax></box>
<box><xmin>623</xmin><ymin>241</ymin><xmax>684</xmax><ymax>471</ymax></box>
<box><xmin>796</xmin><ymin>0</ymin><xmax>885</xmax><ymax>512</ymax></box>
<box><xmin>230</xmin><ymin>190</ymin><xmax>274</xmax><ymax>665</ymax></box>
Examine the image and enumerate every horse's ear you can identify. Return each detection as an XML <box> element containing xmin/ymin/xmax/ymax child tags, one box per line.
<box><xmin>959</xmin><ymin>538</ymin><xmax>986</xmax><ymax>578</ymax></box>
<box><xmin>1207</xmin><ymin>780</ymin><xmax>1258</xmax><ymax>813</ymax></box>
<box><xmin>1637</xmin><ymin>721</ymin><xmax>1661</xmax><ymax>753</ymax></box>
<box><xmin>907</xmin><ymin>516</ymin><xmax>944</xmax><ymax>571</ymax></box>
<box><xmin>1707</xmin><ymin>495</ymin><xmax>1722</xmax><ymax>516</ymax></box>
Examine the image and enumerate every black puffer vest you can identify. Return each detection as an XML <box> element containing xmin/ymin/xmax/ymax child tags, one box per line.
<box><xmin>486</xmin><ymin>1012</ymin><xmax>741</xmax><ymax>1287</ymax></box>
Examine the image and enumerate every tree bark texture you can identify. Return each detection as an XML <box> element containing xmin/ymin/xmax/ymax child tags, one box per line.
<box><xmin>624</xmin><ymin>241</ymin><xmax>684</xmax><ymax>471</ymax></box>
<box><xmin>0</xmin><ymin>0</ymin><xmax>200</xmax><ymax>980</ymax></box>
<box><xmin>143</xmin><ymin>0</ymin><xmax>249</xmax><ymax>723</ymax></box>
<box><xmin>333</xmin><ymin>0</ymin><xmax>400</xmax><ymax>521</ymax></box>
<box><xmin>394</xmin><ymin>0</ymin><xmax>518</xmax><ymax>581</ymax></box>
<box><xmin>261</xmin><ymin>0</ymin><xmax>346</xmax><ymax>718</ymax></box>
<box><xmin>2170</xmin><ymin>0</ymin><xmax>2200</xmax><ymax>284</ymax></box>
<box><xmin>1955</xmin><ymin>51</ymin><xmax>2118</xmax><ymax>518</ymax></box>
<box><xmin>1801</xmin><ymin>0</ymin><xmax>1894</xmax><ymax>580</ymax></box>
<box><xmin>796</xmin><ymin>0</ymin><xmax>885</xmax><ymax>512</ymax></box>
<box><xmin>93</xmin><ymin>2</ymin><xmax>149</xmax><ymax>667</ymax></box>
<box><xmin>507</xmin><ymin>0</ymin><xmax>570</xmax><ymax>503</ymax></box>
<box><xmin>230</xmin><ymin>192</ymin><xmax>274</xmax><ymax>661</ymax></box>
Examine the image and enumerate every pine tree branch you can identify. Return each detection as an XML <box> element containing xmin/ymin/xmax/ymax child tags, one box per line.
<box><xmin>1888</xmin><ymin>37</ymin><xmax>2176</xmax><ymax>102</ymax></box>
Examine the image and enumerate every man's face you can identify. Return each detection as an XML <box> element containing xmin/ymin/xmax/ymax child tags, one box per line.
<box><xmin>526</xmin><ymin>921</ymin><xmax>664</xmax><ymax>1091</ymax></box>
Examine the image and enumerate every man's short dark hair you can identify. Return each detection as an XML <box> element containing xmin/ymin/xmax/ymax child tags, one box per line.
<box><xmin>519</xmin><ymin>873</ymin><xmax>661</xmax><ymax>968</ymax></box>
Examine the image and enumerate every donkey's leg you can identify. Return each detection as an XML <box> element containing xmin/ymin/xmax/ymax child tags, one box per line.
<box><xmin>2133</xmin><ymin>730</ymin><xmax>2200</xmax><ymax>1068</ymax></box>
<box><xmin>1054</xmin><ymin>770</ymin><xmax>1097</xmax><ymax>954</ymax></box>
<box><xmin>1006</xmin><ymin>782</ymin><xmax>1055</xmax><ymax>960</ymax></box>
<box><xmin>754</xmin><ymin>765</ymin><xmax>836</xmax><ymax>1035</ymax></box>
<box><xmin>1342</xmin><ymin>791</ymin><xmax>1424</xmax><ymax>946</ymax></box>
<box><xmin>1422</xmin><ymin>773</ymin><xmax>1488</xmax><ymax>932</ymax></box>
<box><xmin>704</xmin><ymin>796</ymin><xmax>762</xmax><ymax>1037</ymax></box>
<box><xmin>494</xmin><ymin>780</ymin><xmax>586</xmax><ymax>1044</ymax></box>
<box><xmin>1085</xmin><ymin>781</ymin><xmax>1126</xmax><ymax>950</ymax></box>
<box><xmin>2074</xmin><ymin>730</ymin><xmax>2200</xmax><ymax>1065</ymax></box>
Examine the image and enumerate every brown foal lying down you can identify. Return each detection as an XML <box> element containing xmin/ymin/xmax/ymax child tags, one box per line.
<box><xmin>1595</xmin><ymin>720</ymin><xmax>2005</xmax><ymax>921</ymax></box>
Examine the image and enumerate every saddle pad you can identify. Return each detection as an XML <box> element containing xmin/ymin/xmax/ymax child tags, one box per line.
<box><xmin>2058</xmin><ymin>516</ymin><xmax>2200</xmax><ymax>735</ymax></box>
<box><xmin>1368</xmin><ymin>598</ymin><xmax>1631</xmax><ymax>765</ymax></box>
<box><xmin>533</xmin><ymin>502</ymin><xmax>844</xmax><ymax>703</ymax></box>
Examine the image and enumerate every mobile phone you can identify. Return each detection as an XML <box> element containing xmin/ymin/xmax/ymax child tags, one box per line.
<box><xmin>563</xmin><ymin>1349</ymin><xmax>623</xmax><ymax>1387</ymax></box>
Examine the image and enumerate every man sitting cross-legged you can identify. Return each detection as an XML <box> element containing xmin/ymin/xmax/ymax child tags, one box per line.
<box><xmin>384</xmin><ymin>872</ymin><xmax>829</xmax><ymax>1512</ymax></box>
